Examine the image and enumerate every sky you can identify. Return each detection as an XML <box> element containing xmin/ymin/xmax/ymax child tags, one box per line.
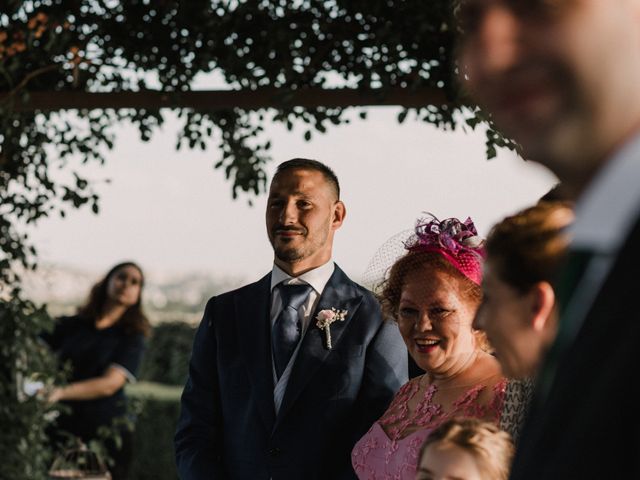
<box><xmin>27</xmin><ymin>107</ymin><xmax>556</xmax><ymax>284</ymax></box>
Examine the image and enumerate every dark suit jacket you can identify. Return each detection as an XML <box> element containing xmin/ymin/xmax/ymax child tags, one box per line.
<box><xmin>510</xmin><ymin>216</ymin><xmax>640</xmax><ymax>479</ymax></box>
<box><xmin>175</xmin><ymin>265</ymin><xmax>408</xmax><ymax>480</ymax></box>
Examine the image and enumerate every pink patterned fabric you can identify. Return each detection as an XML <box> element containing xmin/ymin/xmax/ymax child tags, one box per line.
<box><xmin>351</xmin><ymin>377</ymin><xmax>507</xmax><ymax>480</ymax></box>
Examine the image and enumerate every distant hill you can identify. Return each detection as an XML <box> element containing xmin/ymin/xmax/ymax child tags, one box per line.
<box><xmin>20</xmin><ymin>264</ymin><xmax>246</xmax><ymax>324</ymax></box>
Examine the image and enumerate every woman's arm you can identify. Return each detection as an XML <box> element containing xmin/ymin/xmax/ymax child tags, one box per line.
<box><xmin>48</xmin><ymin>366</ymin><xmax>128</xmax><ymax>402</ymax></box>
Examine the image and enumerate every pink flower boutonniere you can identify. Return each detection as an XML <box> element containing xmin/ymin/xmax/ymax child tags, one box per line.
<box><xmin>315</xmin><ymin>308</ymin><xmax>348</xmax><ymax>350</ymax></box>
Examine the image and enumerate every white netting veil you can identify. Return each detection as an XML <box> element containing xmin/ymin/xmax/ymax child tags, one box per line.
<box><xmin>361</xmin><ymin>229</ymin><xmax>414</xmax><ymax>295</ymax></box>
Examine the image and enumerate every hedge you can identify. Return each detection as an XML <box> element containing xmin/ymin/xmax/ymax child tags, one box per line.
<box><xmin>138</xmin><ymin>322</ymin><xmax>197</xmax><ymax>386</ymax></box>
<box><xmin>127</xmin><ymin>321</ymin><xmax>197</xmax><ymax>479</ymax></box>
<box><xmin>127</xmin><ymin>382</ymin><xmax>182</xmax><ymax>480</ymax></box>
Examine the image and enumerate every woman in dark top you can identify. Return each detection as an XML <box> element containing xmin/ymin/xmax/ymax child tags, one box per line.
<box><xmin>45</xmin><ymin>261</ymin><xmax>150</xmax><ymax>480</ymax></box>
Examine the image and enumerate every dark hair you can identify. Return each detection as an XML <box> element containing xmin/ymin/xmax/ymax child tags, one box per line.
<box><xmin>380</xmin><ymin>250</ymin><xmax>483</xmax><ymax>320</ymax></box>
<box><xmin>486</xmin><ymin>201</ymin><xmax>574</xmax><ymax>294</ymax></box>
<box><xmin>77</xmin><ymin>261</ymin><xmax>151</xmax><ymax>337</ymax></box>
<box><xmin>273</xmin><ymin>158</ymin><xmax>340</xmax><ymax>199</ymax></box>
<box><xmin>419</xmin><ymin>418</ymin><xmax>514</xmax><ymax>480</ymax></box>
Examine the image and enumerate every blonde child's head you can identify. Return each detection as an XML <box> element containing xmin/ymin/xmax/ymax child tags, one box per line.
<box><xmin>416</xmin><ymin>418</ymin><xmax>514</xmax><ymax>480</ymax></box>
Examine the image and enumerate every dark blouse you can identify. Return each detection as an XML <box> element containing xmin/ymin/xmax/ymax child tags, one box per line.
<box><xmin>45</xmin><ymin>315</ymin><xmax>145</xmax><ymax>439</ymax></box>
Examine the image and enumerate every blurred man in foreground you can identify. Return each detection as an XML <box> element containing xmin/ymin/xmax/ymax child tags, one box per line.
<box><xmin>457</xmin><ymin>1</ymin><xmax>640</xmax><ymax>478</ymax></box>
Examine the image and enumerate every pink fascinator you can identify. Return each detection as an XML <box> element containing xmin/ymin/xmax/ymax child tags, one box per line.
<box><xmin>404</xmin><ymin>214</ymin><xmax>485</xmax><ymax>285</ymax></box>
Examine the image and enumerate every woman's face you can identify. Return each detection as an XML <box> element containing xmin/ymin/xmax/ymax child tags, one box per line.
<box><xmin>475</xmin><ymin>259</ymin><xmax>541</xmax><ymax>379</ymax></box>
<box><xmin>416</xmin><ymin>442</ymin><xmax>482</xmax><ymax>480</ymax></box>
<box><xmin>397</xmin><ymin>266</ymin><xmax>479</xmax><ymax>376</ymax></box>
<box><xmin>106</xmin><ymin>265</ymin><xmax>143</xmax><ymax>308</ymax></box>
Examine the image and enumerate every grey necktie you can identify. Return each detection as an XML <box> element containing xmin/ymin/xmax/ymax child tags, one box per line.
<box><xmin>272</xmin><ymin>283</ymin><xmax>312</xmax><ymax>379</ymax></box>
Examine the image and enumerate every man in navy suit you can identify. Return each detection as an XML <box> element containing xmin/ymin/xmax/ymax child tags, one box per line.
<box><xmin>175</xmin><ymin>158</ymin><xmax>408</xmax><ymax>479</ymax></box>
<box><xmin>457</xmin><ymin>1</ymin><xmax>640</xmax><ymax>478</ymax></box>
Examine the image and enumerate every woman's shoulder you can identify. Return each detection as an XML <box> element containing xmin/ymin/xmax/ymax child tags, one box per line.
<box><xmin>54</xmin><ymin>314</ymin><xmax>86</xmax><ymax>330</ymax></box>
<box><xmin>449</xmin><ymin>355</ymin><xmax>507</xmax><ymax>417</ymax></box>
<box><xmin>44</xmin><ymin>315</ymin><xmax>89</xmax><ymax>348</ymax></box>
<box><xmin>477</xmin><ymin>350</ymin><xmax>503</xmax><ymax>375</ymax></box>
<box><xmin>395</xmin><ymin>374</ymin><xmax>425</xmax><ymax>396</ymax></box>
<box><xmin>113</xmin><ymin>326</ymin><xmax>146</xmax><ymax>350</ymax></box>
<box><xmin>472</xmin><ymin>353</ymin><xmax>505</xmax><ymax>388</ymax></box>
<box><xmin>454</xmin><ymin>352</ymin><xmax>504</xmax><ymax>391</ymax></box>
<box><xmin>381</xmin><ymin>375</ymin><xmax>425</xmax><ymax>417</ymax></box>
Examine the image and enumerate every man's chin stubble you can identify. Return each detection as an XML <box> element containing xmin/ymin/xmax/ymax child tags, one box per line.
<box><xmin>275</xmin><ymin>247</ymin><xmax>304</xmax><ymax>263</ymax></box>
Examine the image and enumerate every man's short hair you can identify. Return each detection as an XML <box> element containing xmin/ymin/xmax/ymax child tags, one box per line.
<box><xmin>273</xmin><ymin>158</ymin><xmax>341</xmax><ymax>199</ymax></box>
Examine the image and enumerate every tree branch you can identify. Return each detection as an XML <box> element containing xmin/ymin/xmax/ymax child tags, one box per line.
<box><xmin>0</xmin><ymin>87</ymin><xmax>452</xmax><ymax>111</ymax></box>
<box><xmin>0</xmin><ymin>64</ymin><xmax>59</xmax><ymax>106</ymax></box>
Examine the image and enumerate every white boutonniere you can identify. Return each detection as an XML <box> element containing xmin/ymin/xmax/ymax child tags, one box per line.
<box><xmin>315</xmin><ymin>308</ymin><xmax>348</xmax><ymax>350</ymax></box>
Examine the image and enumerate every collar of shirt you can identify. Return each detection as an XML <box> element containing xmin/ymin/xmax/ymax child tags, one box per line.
<box><xmin>570</xmin><ymin>132</ymin><xmax>640</xmax><ymax>255</ymax></box>
<box><xmin>269</xmin><ymin>260</ymin><xmax>335</xmax><ymax>329</ymax></box>
<box><xmin>270</xmin><ymin>260</ymin><xmax>335</xmax><ymax>295</ymax></box>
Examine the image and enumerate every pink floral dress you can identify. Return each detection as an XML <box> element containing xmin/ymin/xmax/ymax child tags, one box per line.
<box><xmin>351</xmin><ymin>376</ymin><xmax>507</xmax><ymax>480</ymax></box>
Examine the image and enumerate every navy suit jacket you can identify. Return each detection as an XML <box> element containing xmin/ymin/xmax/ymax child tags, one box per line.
<box><xmin>175</xmin><ymin>265</ymin><xmax>408</xmax><ymax>480</ymax></box>
<box><xmin>510</xmin><ymin>216</ymin><xmax>640</xmax><ymax>479</ymax></box>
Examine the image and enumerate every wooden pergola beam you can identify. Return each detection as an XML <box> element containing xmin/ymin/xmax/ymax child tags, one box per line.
<box><xmin>0</xmin><ymin>87</ymin><xmax>450</xmax><ymax>111</ymax></box>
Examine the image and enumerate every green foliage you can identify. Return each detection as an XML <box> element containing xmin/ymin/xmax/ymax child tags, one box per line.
<box><xmin>0</xmin><ymin>108</ymin><xmax>111</xmax><ymax>280</ymax></box>
<box><xmin>126</xmin><ymin>382</ymin><xmax>182</xmax><ymax>480</ymax></box>
<box><xmin>0</xmin><ymin>0</ymin><xmax>518</xmax><ymax>271</ymax></box>
<box><xmin>138</xmin><ymin>322</ymin><xmax>196</xmax><ymax>386</ymax></box>
<box><xmin>462</xmin><ymin>106</ymin><xmax>520</xmax><ymax>159</ymax></box>
<box><xmin>0</xmin><ymin>291</ymin><xmax>60</xmax><ymax>480</ymax></box>
<box><xmin>0</xmin><ymin>0</ymin><xmax>495</xmax><ymax>270</ymax></box>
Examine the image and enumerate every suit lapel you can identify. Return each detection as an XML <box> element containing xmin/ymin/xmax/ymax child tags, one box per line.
<box><xmin>235</xmin><ymin>274</ymin><xmax>276</xmax><ymax>432</ymax></box>
<box><xmin>275</xmin><ymin>266</ymin><xmax>363</xmax><ymax>428</ymax></box>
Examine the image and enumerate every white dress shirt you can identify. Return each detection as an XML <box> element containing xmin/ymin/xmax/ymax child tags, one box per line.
<box><xmin>269</xmin><ymin>260</ymin><xmax>335</xmax><ymax>414</ymax></box>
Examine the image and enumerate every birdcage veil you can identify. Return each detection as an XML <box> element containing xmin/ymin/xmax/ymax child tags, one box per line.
<box><xmin>361</xmin><ymin>229</ymin><xmax>415</xmax><ymax>295</ymax></box>
<box><xmin>363</xmin><ymin>213</ymin><xmax>485</xmax><ymax>288</ymax></box>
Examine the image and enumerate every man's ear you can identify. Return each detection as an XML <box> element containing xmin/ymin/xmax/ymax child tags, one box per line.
<box><xmin>529</xmin><ymin>281</ymin><xmax>556</xmax><ymax>333</ymax></box>
<box><xmin>332</xmin><ymin>200</ymin><xmax>346</xmax><ymax>229</ymax></box>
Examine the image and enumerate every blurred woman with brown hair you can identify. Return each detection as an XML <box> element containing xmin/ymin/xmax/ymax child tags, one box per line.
<box><xmin>45</xmin><ymin>261</ymin><xmax>150</xmax><ymax>480</ymax></box>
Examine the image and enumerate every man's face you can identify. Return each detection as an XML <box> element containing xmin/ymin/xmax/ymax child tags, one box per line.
<box><xmin>457</xmin><ymin>0</ymin><xmax>640</xmax><ymax>190</ymax></box>
<box><xmin>266</xmin><ymin>168</ymin><xmax>345</xmax><ymax>274</ymax></box>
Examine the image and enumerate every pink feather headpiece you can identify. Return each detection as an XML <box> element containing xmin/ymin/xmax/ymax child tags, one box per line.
<box><xmin>404</xmin><ymin>214</ymin><xmax>485</xmax><ymax>285</ymax></box>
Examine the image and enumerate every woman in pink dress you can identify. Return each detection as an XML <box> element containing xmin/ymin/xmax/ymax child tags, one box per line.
<box><xmin>352</xmin><ymin>215</ymin><xmax>507</xmax><ymax>480</ymax></box>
